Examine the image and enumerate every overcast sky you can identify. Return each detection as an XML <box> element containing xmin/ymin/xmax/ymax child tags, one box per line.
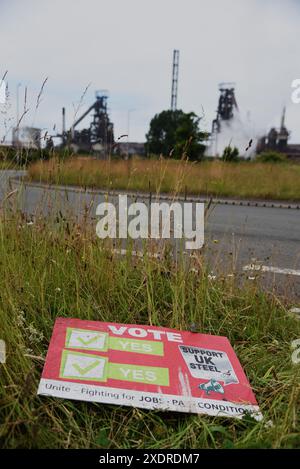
<box><xmin>1</xmin><ymin>0</ymin><xmax>300</xmax><ymax>143</ymax></box>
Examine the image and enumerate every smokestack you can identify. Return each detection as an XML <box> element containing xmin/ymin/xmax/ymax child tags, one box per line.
<box><xmin>280</xmin><ymin>106</ymin><xmax>286</xmax><ymax>131</ymax></box>
<box><xmin>62</xmin><ymin>107</ymin><xmax>66</xmax><ymax>137</ymax></box>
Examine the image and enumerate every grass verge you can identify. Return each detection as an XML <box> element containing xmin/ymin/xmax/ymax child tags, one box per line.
<box><xmin>28</xmin><ymin>157</ymin><xmax>300</xmax><ymax>201</ymax></box>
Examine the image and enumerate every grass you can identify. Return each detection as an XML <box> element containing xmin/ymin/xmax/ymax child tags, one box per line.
<box><xmin>0</xmin><ymin>160</ymin><xmax>24</xmax><ymax>170</ymax></box>
<box><xmin>0</xmin><ymin>208</ymin><xmax>299</xmax><ymax>449</ymax></box>
<box><xmin>28</xmin><ymin>157</ymin><xmax>300</xmax><ymax>201</ymax></box>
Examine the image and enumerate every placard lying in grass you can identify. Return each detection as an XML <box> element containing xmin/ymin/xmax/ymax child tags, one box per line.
<box><xmin>38</xmin><ymin>318</ymin><xmax>262</xmax><ymax>420</ymax></box>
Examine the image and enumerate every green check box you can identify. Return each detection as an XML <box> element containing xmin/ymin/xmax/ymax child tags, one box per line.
<box><xmin>65</xmin><ymin>327</ymin><xmax>108</xmax><ymax>351</ymax></box>
<box><xmin>60</xmin><ymin>350</ymin><xmax>108</xmax><ymax>382</ymax></box>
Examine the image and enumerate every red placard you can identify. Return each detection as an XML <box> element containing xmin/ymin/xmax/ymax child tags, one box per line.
<box><xmin>38</xmin><ymin>318</ymin><xmax>261</xmax><ymax>420</ymax></box>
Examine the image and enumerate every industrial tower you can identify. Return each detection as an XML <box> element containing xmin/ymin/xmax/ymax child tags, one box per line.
<box><xmin>211</xmin><ymin>83</ymin><xmax>238</xmax><ymax>135</ymax></box>
<box><xmin>257</xmin><ymin>107</ymin><xmax>289</xmax><ymax>154</ymax></box>
<box><xmin>171</xmin><ymin>50</ymin><xmax>179</xmax><ymax>111</ymax></box>
<box><xmin>59</xmin><ymin>91</ymin><xmax>114</xmax><ymax>156</ymax></box>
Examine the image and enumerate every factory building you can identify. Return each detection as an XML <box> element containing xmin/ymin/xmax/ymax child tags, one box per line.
<box><xmin>257</xmin><ymin>108</ymin><xmax>300</xmax><ymax>161</ymax></box>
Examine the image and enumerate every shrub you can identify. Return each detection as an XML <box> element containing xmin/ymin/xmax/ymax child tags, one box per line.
<box><xmin>222</xmin><ymin>146</ymin><xmax>239</xmax><ymax>162</ymax></box>
<box><xmin>256</xmin><ymin>151</ymin><xmax>287</xmax><ymax>163</ymax></box>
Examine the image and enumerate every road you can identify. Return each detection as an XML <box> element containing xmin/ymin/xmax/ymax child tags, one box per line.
<box><xmin>1</xmin><ymin>170</ymin><xmax>300</xmax><ymax>298</ymax></box>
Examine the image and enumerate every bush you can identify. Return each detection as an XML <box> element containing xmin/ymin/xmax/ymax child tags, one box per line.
<box><xmin>222</xmin><ymin>146</ymin><xmax>239</xmax><ymax>162</ymax></box>
<box><xmin>256</xmin><ymin>151</ymin><xmax>287</xmax><ymax>163</ymax></box>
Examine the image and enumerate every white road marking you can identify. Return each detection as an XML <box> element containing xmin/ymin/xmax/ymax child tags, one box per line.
<box><xmin>243</xmin><ymin>264</ymin><xmax>300</xmax><ymax>277</ymax></box>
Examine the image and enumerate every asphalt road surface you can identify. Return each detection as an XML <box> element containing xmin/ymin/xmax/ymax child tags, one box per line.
<box><xmin>1</xmin><ymin>170</ymin><xmax>299</xmax><ymax>299</ymax></box>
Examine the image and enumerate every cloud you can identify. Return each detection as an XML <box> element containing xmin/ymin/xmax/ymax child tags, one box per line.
<box><xmin>0</xmin><ymin>0</ymin><xmax>299</xmax><ymax>143</ymax></box>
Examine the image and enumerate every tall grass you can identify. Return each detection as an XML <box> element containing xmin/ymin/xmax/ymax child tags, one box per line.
<box><xmin>0</xmin><ymin>209</ymin><xmax>299</xmax><ymax>448</ymax></box>
<box><xmin>28</xmin><ymin>157</ymin><xmax>300</xmax><ymax>201</ymax></box>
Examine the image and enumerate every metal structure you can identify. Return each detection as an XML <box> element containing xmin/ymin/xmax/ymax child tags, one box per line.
<box><xmin>211</xmin><ymin>83</ymin><xmax>238</xmax><ymax>135</ymax></box>
<box><xmin>257</xmin><ymin>107</ymin><xmax>289</xmax><ymax>154</ymax></box>
<box><xmin>60</xmin><ymin>92</ymin><xmax>114</xmax><ymax>155</ymax></box>
<box><xmin>171</xmin><ymin>49</ymin><xmax>179</xmax><ymax>111</ymax></box>
<box><xmin>277</xmin><ymin>106</ymin><xmax>289</xmax><ymax>151</ymax></box>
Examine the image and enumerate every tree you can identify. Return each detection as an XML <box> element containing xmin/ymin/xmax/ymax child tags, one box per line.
<box><xmin>145</xmin><ymin>110</ymin><xmax>206</xmax><ymax>160</ymax></box>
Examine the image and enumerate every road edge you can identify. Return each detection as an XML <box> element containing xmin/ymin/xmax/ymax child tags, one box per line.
<box><xmin>9</xmin><ymin>176</ymin><xmax>300</xmax><ymax>210</ymax></box>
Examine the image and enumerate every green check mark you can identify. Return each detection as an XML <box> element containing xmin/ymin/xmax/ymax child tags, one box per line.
<box><xmin>77</xmin><ymin>335</ymin><xmax>99</xmax><ymax>346</ymax></box>
<box><xmin>73</xmin><ymin>359</ymin><xmax>100</xmax><ymax>375</ymax></box>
